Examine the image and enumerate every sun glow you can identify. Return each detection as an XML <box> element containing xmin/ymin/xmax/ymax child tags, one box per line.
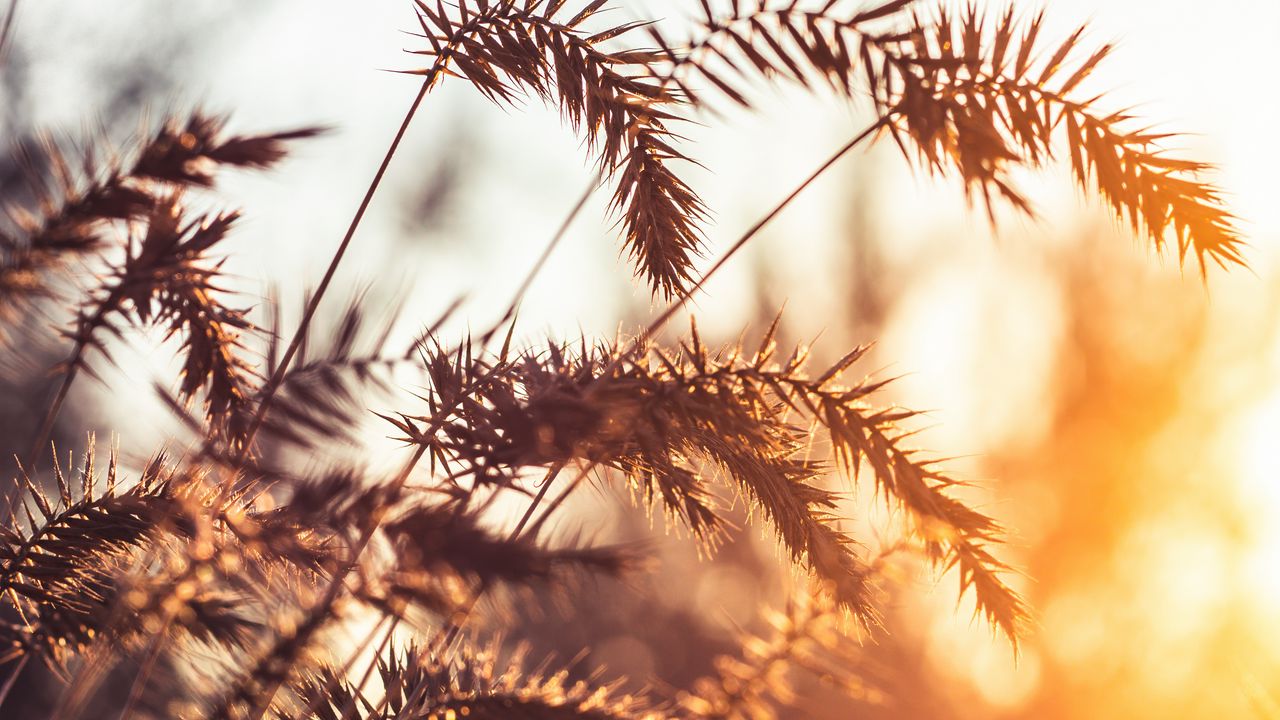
<box><xmin>1233</xmin><ymin>385</ymin><xmax>1280</xmax><ymax>609</ymax></box>
<box><xmin>1237</xmin><ymin>388</ymin><xmax>1280</xmax><ymax>507</ymax></box>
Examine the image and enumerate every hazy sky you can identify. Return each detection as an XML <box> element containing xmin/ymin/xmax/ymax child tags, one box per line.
<box><xmin>10</xmin><ymin>0</ymin><xmax>1275</xmax><ymax>323</ymax></box>
<box><xmin>6</xmin><ymin>0</ymin><xmax>1277</xmax><ymax>459</ymax></box>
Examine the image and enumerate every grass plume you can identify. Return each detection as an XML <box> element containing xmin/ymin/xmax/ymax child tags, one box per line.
<box><xmin>0</xmin><ymin>2</ymin><xmax>1248</xmax><ymax>717</ymax></box>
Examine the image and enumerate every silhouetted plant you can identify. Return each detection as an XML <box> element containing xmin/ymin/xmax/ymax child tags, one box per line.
<box><xmin>0</xmin><ymin>1</ymin><xmax>1246</xmax><ymax>718</ymax></box>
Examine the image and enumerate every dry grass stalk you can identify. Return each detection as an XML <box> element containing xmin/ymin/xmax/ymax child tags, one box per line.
<box><xmin>5</xmin><ymin>113</ymin><xmax>319</xmax><ymax>462</ymax></box>
<box><xmin>0</xmin><ymin>2</ymin><xmax>1249</xmax><ymax>718</ymax></box>
<box><xmin>406</xmin><ymin>0</ymin><xmax>706</xmax><ymax>297</ymax></box>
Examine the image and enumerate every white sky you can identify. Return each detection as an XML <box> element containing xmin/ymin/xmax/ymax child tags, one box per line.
<box><xmin>5</xmin><ymin>0</ymin><xmax>1277</xmax><ymax>457</ymax></box>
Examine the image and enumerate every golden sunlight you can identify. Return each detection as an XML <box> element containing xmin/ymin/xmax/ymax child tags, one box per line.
<box><xmin>1234</xmin><ymin>384</ymin><xmax>1280</xmax><ymax>610</ymax></box>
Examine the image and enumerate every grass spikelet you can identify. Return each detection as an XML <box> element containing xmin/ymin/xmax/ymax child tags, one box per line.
<box><xmin>865</xmin><ymin>4</ymin><xmax>1245</xmax><ymax>272</ymax></box>
<box><xmin>281</xmin><ymin>640</ymin><xmax>659</xmax><ymax>720</ymax></box>
<box><xmin>0</xmin><ymin>112</ymin><xmax>318</xmax><ymax>340</ymax></box>
<box><xmin>406</xmin><ymin>0</ymin><xmax>705</xmax><ymax>297</ymax></box>
<box><xmin>0</xmin><ymin>444</ymin><xmax>258</xmax><ymax>667</ymax></box>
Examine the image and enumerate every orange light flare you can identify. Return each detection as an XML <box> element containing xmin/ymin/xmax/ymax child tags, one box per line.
<box><xmin>1228</xmin><ymin>381</ymin><xmax>1280</xmax><ymax>616</ymax></box>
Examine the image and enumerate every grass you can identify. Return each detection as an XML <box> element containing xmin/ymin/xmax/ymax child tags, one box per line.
<box><xmin>0</xmin><ymin>1</ymin><xmax>1245</xmax><ymax>718</ymax></box>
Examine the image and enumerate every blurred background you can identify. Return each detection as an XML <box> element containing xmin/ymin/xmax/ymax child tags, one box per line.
<box><xmin>2</xmin><ymin>0</ymin><xmax>1278</xmax><ymax>717</ymax></box>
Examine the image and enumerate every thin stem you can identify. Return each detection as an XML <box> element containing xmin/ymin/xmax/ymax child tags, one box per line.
<box><xmin>239</xmin><ymin>7</ymin><xmax>532</xmax><ymax>451</ymax></box>
<box><xmin>117</xmin><ymin>614</ymin><xmax>173</xmax><ymax>720</ymax></box>
<box><xmin>509</xmin><ymin>464</ymin><xmax>563</xmax><ymax>540</ymax></box>
<box><xmin>241</xmin><ymin>2</ymin><xmax>524</xmax><ymax>461</ymax></box>
<box><xmin>605</xmin><ymin>119</ymin><xmax>887</xmax><ymax>376</ymax></box>
<box><xmin>0</xmin><ymin>0</ymin><xmax>18</xmax><ymax>66</ymax></box>
<box><xmin>522</xmin><ymin>465</ymin><xmax>588</xmax><ymax>541</ymax></box>
<box><xmin>294</xmin><ymin>165</ymin><xmax>609</xmax><ymax>708</ymax></box>
<box><xmin>336</xmin><ymin>614</ymin><xmax>400</xmax><ymax>720</ymax></box>
<box><xmin>384</xmin><ymin>122</ymin><xmax>886</xmax><ymax>671</ymax></box>
<box><xmin>421</xmin><ymin>463</ymin><xmax>572</xmax><ymax>673</ymax></box>
<box><xmin>28</xmin><ymin>370</ymin><xmax>76</xmax><ymax>469</ymax></box>
<box><xmin>356</xmin><ymin>159</ymin><xmax>615</xmax><ymax>711</ymax></box>
<box><xmin>241</xmin><ymin>445</ymin><xmax>427</xmax><ymax>720</ymax></box>
<box><xmin>477</xmin><ymin>176</ymin><xmax>600</xmax><ymax>350</ymax></box>
<box><xmin>236</xmin><ymin>76</ymin><xmax>437</xmax><ymax>462</ymax></box>
<box><xmin>429</xmin><ymin>465</ymin><xmax>563</xmax><ymax>657</ymax></box>
<box><xmin>0</xmin><ymin>655</ymin><xmax>27</xmax><ymax>712</ymax></box>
